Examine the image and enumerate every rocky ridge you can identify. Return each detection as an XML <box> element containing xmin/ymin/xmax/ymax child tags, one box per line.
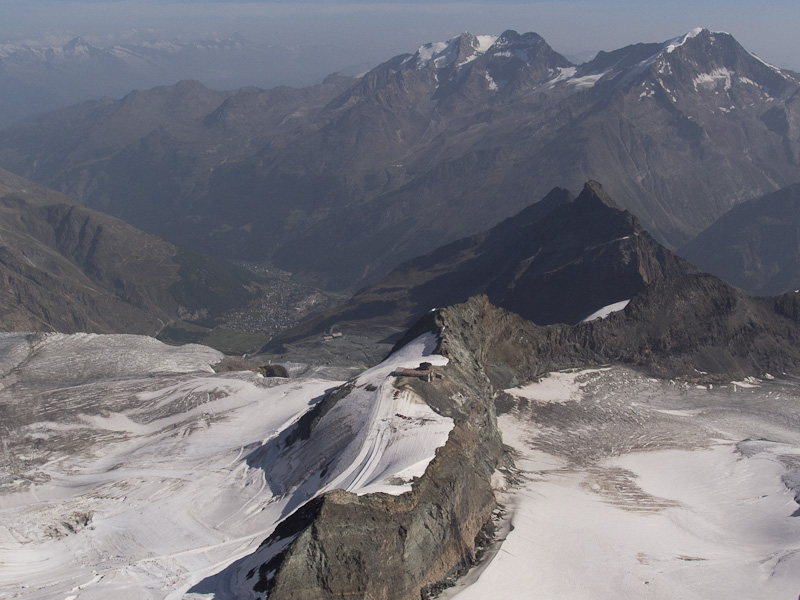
<box><xmin>224</xmin><ymin>267</ymin><xmax>800</xmax><ymax>599</ymax></box>
<box><xmin>264</xmin><ymin>181</ymin><xmax>695</xmax><ymax>361</ymax></box>
<box><xmin>191</xmin><ymin>317</ymin><xmax>505</xmax><ymax>599</ymax></box>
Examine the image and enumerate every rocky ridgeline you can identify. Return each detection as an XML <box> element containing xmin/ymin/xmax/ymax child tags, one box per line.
<box><xmin>240</xmin><ymin>271</ymin><xmax>800</xmax><ymax>599</ymax></box>
<box><xmin>248</xmin><ymin>328</ymin><xmax>503</xmax><ymax>600</ymax></box>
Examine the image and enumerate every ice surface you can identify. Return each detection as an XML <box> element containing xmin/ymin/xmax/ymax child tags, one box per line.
<box><xmin>0</xmin><ymin>332</ymin><xmax>451</xmax><ymax>599</ymax></box>
<box><xmin>506</xmin><ymin>368</ymin><xmax>610</xmax><ymax>404</ymax></box>
<box><xmin>445</xmin><ymin>367</ymin><xmax>800</xmax><ymax>600</ymax></box>
<box><xmin>666</xmin><ymin>27</ymin><xmax>705</xmax><ymax>53</ymax></box>
<box><xmin>547</xmin><ymin>66</ymin><xmax>577</xmax><ymax>87</ymax></box>
<box><xmin>568</xmin><ymin>70</ymin><xmax>610</xmax><ymax>89</ymax></box>
<box><xmin>476</xmin><ymin>35</ymin><xmax>499</xmax><ymax>53</ymax></box>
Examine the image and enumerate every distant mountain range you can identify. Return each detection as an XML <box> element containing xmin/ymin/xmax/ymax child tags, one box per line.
<box><xmin>0</xmin><ymin>28</ymin><xmax>798</xmax><ymax>294</ymax></box>
<box><xmin>0</xmin><ymin>35</ymin><xmax>371</xmax><ymax>128</ymax></box>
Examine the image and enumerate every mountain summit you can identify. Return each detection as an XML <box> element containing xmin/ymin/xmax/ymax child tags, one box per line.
<box><xmin>266</xmin><ymin>181</ymin><xmax>695</xmax><ymax>360</ymax></box>
<box><xmin>0</xmin><ymin>28</ymin><xmax>798</xmax><ymax>291</ymax></box>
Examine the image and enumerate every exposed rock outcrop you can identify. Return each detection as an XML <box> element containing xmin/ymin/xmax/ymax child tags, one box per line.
<box><xmin>425</xmin><ymin>275</ymin><xmax>800</xmax><ymax>388</ymax></box>
<box><xmin>228</xmin><ymin>270</ymin><xmax>800</xmax><ymax>599</ymax></box>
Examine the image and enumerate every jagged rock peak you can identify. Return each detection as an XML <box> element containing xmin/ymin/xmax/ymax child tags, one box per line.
<box><xmin>637</xmin><ymin>27</ymin><xmax>793</xmax><ymax>87</ymax></box>
<box><xmin>493</xmin><ymin>29</ymin><xmax>545</xmax><ymax>48</ymax></box>
<box><xmin>487</xmin><ymin>29</ymin><xmax>571</xmax><ymax>64</ymax></box>
<box><xmin>575</xmin><ymin>180</ymin><xmax>624</xmax><ymax>211</ymax></box>
<box><xmin>409</xmin><ymin>32</ymin><xmax>498</xmax><ymax>69</ymax></box>
<box><xmin>63</xmin><ymin>36</ymin><xmax>93</xmax><ymax>56</ymax></box>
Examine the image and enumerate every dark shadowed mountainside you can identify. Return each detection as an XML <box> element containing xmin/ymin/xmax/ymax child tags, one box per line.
<box><xmin>679</xmin><ymin>182</ymin><xmax>800</xmax><ymax>296</ymax></box>
<box><xmin>0</xmin><ymin>168</ymin><xmax>264</xmax><ymax>338</ymax></box>
<box><xmin>265</xmin><ymin>181</ymin><xmax>695</xmax><ymax>359</ymax></box>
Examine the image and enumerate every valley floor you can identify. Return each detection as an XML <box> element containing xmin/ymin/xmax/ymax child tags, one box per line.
<box><xmin>444</xmin><ymin>368</ymin><xmax>800</xmax><ymax>600</ymax></box>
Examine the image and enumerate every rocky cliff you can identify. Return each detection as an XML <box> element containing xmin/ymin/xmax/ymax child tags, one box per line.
<box><xmin>225</xmin><ymin>267</ymin><xmax>800</xmax><ymax>599</ymax></box>
<box><xmin>215</xmin><ymin>319</ymin><xmax>504</xmax><ymax>600</ymax></box>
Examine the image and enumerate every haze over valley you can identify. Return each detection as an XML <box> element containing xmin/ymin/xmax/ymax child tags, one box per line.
<box><xmin>2</xmin><ymin>10</ymin><xmax>800</xmax><ymax>599</ymax></box>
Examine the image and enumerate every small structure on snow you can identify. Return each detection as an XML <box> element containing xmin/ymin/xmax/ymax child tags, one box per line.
<box><xmin>391</xmin><ymin>362</ymin><xmax>439</xmax><ymax>382</ymax></box>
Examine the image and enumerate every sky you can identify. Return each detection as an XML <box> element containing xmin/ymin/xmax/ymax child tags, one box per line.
<box><xmin>3</xmin><ymin>0</ymin><xmax>799</xmax><ymax>71</ymax></box>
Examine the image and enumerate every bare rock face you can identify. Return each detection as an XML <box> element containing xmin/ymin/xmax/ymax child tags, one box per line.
<box><xmin>243</xmin><ymin>320</ymin><xmax>503</xmax><ymax>600</ymax></box>
<box><xmin>265</xmin><ymin>423</ymin><xmax>498</xmax><ymax>600</ymax></box>
<box><xmin>233</xmin><ymin>267</ymin><xmax>800</xmax><ymax>599</ymax></box>
<box><xmin>430</xmin><ymin>276</ymin><xmax>800</xmax><ymax>387</ymax></box>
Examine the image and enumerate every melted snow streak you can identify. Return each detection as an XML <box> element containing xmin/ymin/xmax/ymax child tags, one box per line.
<box><xmin>444</xmin><ymin>367</ymin><xmax>800</xmax><ymax>600</ymax></box>
<box><xmin>0</xmin><ymin>332</ymin><xmax>451</xmax><ymax>599</ymax></box>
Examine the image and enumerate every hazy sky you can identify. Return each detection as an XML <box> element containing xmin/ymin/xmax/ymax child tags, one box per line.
<box><xmin>4</xmin><ymin>0</ymin><xmax>799</xmax><ymax>71</ymax></box>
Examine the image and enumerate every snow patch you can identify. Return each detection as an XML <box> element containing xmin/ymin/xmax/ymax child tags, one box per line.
<box><xmin>694</xmin><ymin>67</ymin><xmax>733</xmax><ymax>91</ymax></box>
<box><xmin>415</xmin><ymin>33</ymin><xmax>498</xmax><ymax>70</ymax></box>
<box><xmin>416</xmin><ymin>40</ymin><xmax>450</xmax><ymax>66</ymax></box>
<box><xmin>568</xmin><ymin>71</ymin><xmax>609</xmax><ymax>89</ymax></box>
<box><xmin>547</xmin><ymin>66</ymin><xmax>577</xmax><ymax>87</ymax></box>
<box><xmin>665</xmin><ymin>27</ymin><xmax>704</xmax><ymax>53</ymax></box>
<box><xmin>506</xmin><ymin>368</ymin><xmax>610</xmax><ymax>404</ymax></box>
<box><xmin>476</xmin><ymin>35</ymin><xmax>499</xmax><ymax>53</ymax></box>
<box><xmin>581</xmin><ymin>299</ymin><xmax>631</xmax><ymax>322</ymax></box>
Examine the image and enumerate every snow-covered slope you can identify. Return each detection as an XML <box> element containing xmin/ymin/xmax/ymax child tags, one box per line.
<box><xmin>443</xmin><ymin>367</ymin><xmax>800</xmax><ymax>600</ymax></box>
<box><xmin>0</xmin><ymin>332</ymin><xmax>451</xmax><ymax>599</ymax></box>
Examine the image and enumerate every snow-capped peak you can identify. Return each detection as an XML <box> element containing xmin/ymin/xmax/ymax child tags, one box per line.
<box><xmin>475</xmin><ymin>34</ymin><xmax>498</xmax><ymax>54</ymax></box>
<box><xmin>412</xmin><ymin>32</ymin><xmax>498</xmax><ymax>69</ymax></box>
<box><xmin>63</xmin><ymin>36</ymin><xmax>92</xmax><ymax>55</ymax></box>
<box><xmin>665</xmin><ymin>27</ymin><xmax>705</xmax><ymax>53</ymax></box>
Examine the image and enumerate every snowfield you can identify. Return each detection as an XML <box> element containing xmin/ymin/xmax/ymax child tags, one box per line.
<box><xmin>445</xmin><ymin>368</ymin><xmax>800</xmax><ymax>600</ymax></box>
<box><xmin>6</xmin><ymin>331</ymin><xmax>799</xmax><ymax>600</ymax></box>
<box><xmin>0</xmin><ymin>332</ymin><xmax>451</xmax><ymax>599</ymax></box>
